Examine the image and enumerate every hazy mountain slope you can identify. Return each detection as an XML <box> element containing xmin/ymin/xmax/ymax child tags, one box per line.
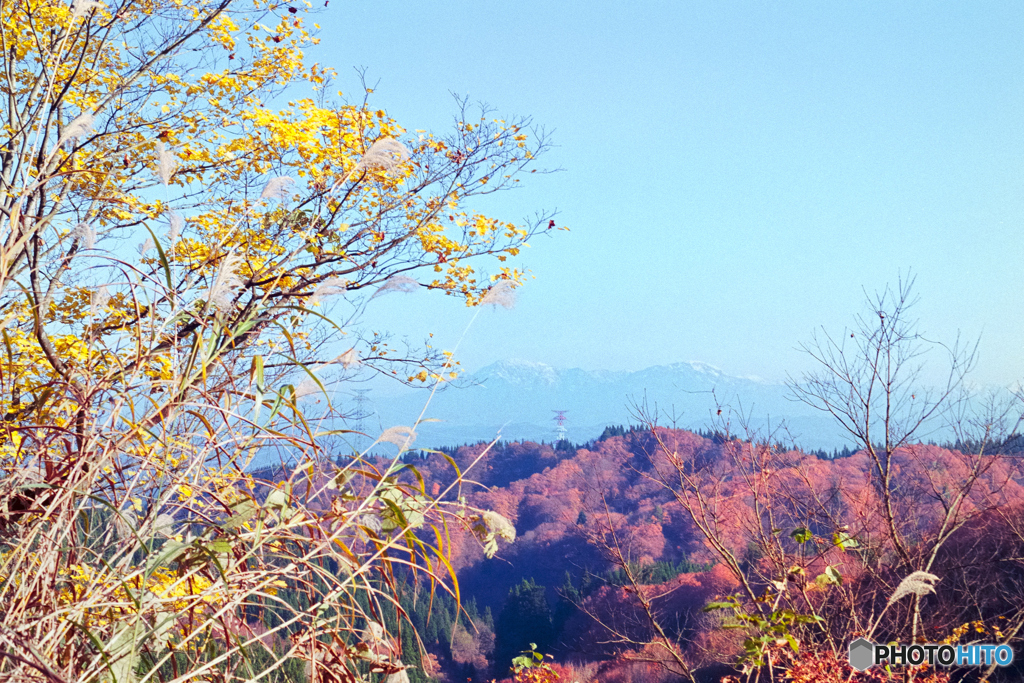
<box><xmin>363</xmin><ymin>359</ymin><xmax>848</xmax><ymax>449</ymax></box>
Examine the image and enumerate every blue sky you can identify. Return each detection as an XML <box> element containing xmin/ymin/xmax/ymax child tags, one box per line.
<box><xmin>310</xmin><ymin>1</ymin><xmax>1024</xmax><ymax>387</ymax></box>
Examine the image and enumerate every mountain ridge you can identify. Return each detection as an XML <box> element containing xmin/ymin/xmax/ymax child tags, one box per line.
<box><xmin>362</xmin><ymin>358</ymin><xmax>848</xmax><ymax>450</ymax></box>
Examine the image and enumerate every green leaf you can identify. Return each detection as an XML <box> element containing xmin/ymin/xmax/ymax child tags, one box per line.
<box><xmin>206</xmin><ymin>540</ymin><xmax>233</xmax><ymax>554</ymax></box>
<box><xmin>832</xmin><ymin>531</ymin><xmax>859</xmax><ymax>550</ymax></box>
<box><xmin>703</xmin><ymin>601</ymin><xmax>734</xmax><ymax>612</ymax></box>
<box><xmin>790</xmin><ymin>527</ymin><xmax>813</xmax><ymax>544</ymax></box>
<box><xmin>263</xmin><ymin>486</ymin><xmax>295</xmax><ymax>522</ymax></box>
<box><xmin>825</xmin><ymin>565</ymin><xmax>843</xmax><ymax>585</ymax></box>
<box><xmin>511</xmin><ymin>655</ymin><xmax>532</xmax><ymax>670</ymax></box>
<box><xmin>142</xmin><ymin>223</ymin><xmax>174</xmax><ymax>295</ymax></box>
<box><xmin>145</xmin><ymin>539</ymin><xmax>186</xmax><ymax>574</ymax></box>
<box><xmin>328</xmin><ymin>470</ymin><xmax>353</xmax><ymax>490</ymax></box>
<box><xmin>795</xmin><ymin>614</ymin><xmax>824</xmax><ymax>624</ymax></box>
<box><xmin>378</xmin><ymin>495</ymin><xmax>407</xmax><ymax>532</ymax></box>
<box><xmin>251</xmin><ymin>355</ymin><xmax>265</xmax><ymax>391</ymax></box>
<box><xmin>223</xmin><ymin>499</ymin><xmax>258</xmax><ymax>530</ymax></box>
<box><xmin>264</xmin><ymin>488</ymin><xmax>289</xmax><ymax>509</ymax></box>
<box><xmin>103</xmin><ymin>621</ymin><xmax>148</xmax><ymax>683</ymax></box>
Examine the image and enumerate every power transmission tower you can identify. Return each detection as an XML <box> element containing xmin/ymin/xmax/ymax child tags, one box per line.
<box><xmin>552</xmin><ymin>409</ymin><xmax>568</xmax><ymax>444</ymax></box>
<box><xmin>351</xmin><ymin>389</ymin><xmax>374</xmax><ymax>454</ymax></box>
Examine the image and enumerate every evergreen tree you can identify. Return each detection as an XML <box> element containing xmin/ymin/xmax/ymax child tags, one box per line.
<box><xmin>493</xmin><ymin>579</ymin><xmax>553</xmax><ymax>676</ymax></box>
<box><xmin>482</xmin><ymin>606</ymin><xmax>494</xmax><ymax>631</ymax></box>
<box><xmin>552</xmin><ymin>572</ymin><xmax>581</xmax><ymax>645</ymax></box>
<box><xmin>400</xmin><ymin>625</ymin><xmax>428</xmax><ymax>683</ymax></box>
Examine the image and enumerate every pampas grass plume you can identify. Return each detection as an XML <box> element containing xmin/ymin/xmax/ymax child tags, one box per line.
<box><xmin>294</xmin><ymin>377</ymin><xmax>321</xmax><ymax>398</ymax></box>
<box><xmin>151</xmin><ymin>513</ymin><xmax>175</xmax><ymax>538</ymax></box>
<box><xmin>362</xmin><ymin>621</ymin><xmax>388</xmax><ymax>647</ymax></box>
<box><xmin>90</xmin><ymin>285</ymin><xmax>110</xmax><ymax>315</ymax></box>
<box><xmin>359</xmin><ymin>514</ymin><xmax>383</xmax><ymax>535</ymax></box>
<box><xmin>384</xmin><ymin>664</ymin><xmax>409</xmax><ymax>683</ymax></box>
<box><xmin>60</xmin><ymin>112</ymin><xmax>94</xmax><ymax>144</ymax></box>
<box><xmin>480</xmin><ymin>280</ymin><xmax>516</xmax><ymax>309</ymax></box>
<box><xmin>483</xmin><ymin>510</ymin><xmax>517</xmax><ymax>542</ymax></box>
<box><xmin>166</xmin><ymin>211</ymin><xmax>183</xmax><ymax>243</ymax></box>
<box><xmin>370</xmin><ymin>275</ymin><xmax>418</xmax><ymax>300</ymax></box>
<box><xmin>379</xmin><ymin>426</ymin><xmax>416</xmax><ymax>450</ymax></box>
<box><xmin>260</xmin><ymin>176</ymin><xmax>295</xmax><ymax>201</ymax></box>
<box><xmin>207</xmin><ymin>252</ymin><xmax>243</xmax><ymax>313</ymax></box>
<box><xmin>309</xmin><ymin>277</ymin><xmax>348</xmax><ymax>306</ymax></box>
<box><xmin>353</xmin><ymin>138</ymin><xmax>410</xmax><ymax>175</ymax></box>
<box><xmin>156</xmin><ymin>141</ymin><xmax>177</xmax><ymax>186</ymax></box>
<box><xmin>73</xmin><ymin>222</ymin><xmax>95</xmax><ymax>250</ymax></box>
<box><xmin>71</xmin><ymin>0</ymin><xmax>102</xmax><ymax>18</ymax></box>
<box><xmin>332</xmin><ymin>348</ymin><xmax>359</xmax><ymax>368</ymax></box>
<box><xmin>888</xmin><ymin>571</ymin><xmax>939</xmax><ymax>604</ymax></box>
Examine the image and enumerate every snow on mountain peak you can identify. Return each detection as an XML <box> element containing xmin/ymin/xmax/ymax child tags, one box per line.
<box><xmin>686</xmin><ymin>361</ymin><xmax>723</xmax><ymax>376</ymax></box>
<box><xmin>482</xmin><ymin>359</ymin><xmax>559</xmax><ymax>385</ymax></box>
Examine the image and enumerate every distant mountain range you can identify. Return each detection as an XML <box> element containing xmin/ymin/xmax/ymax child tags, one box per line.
<box><xmin>358</xmin><ymin>359</ymin><xmax>850</xmax><ymax>451</ymax></box>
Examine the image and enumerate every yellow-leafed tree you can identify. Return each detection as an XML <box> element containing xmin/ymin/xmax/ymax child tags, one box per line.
<box><xmin>0</xmin><ymin>0</ymin><xmax>547</xmax><ymax>680</ymax></box>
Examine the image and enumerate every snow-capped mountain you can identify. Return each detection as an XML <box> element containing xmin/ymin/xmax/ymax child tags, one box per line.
<box><xmin>361</xmin><ymin>359</ymin><xmax>848</xmax><ymax>450</ymax></box>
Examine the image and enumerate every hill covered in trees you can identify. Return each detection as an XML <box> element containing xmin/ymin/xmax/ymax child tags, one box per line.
<box><xmin>333</xmin><ymin>424</ymin><xmax>1024</xmax><ymax>683</ymax></box>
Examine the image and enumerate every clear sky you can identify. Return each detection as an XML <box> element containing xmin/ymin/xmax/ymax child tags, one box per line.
<box><xmin>310</xmin><ymin>1</ymin><xmax>1024</xmax><ymax>387</ymax></box>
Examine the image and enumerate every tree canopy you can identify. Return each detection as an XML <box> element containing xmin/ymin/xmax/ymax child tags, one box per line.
<box><xmin>0</xmin><ymin>0</ymin><xmax>550</xmax><ymax>680</ymax></box>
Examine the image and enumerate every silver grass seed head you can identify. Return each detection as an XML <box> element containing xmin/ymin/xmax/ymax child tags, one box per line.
<box><xmin>370</xmin><ymin>275</ymin><xmax>418</xmax><ymax>300</ymax></box>
<box><xmin>332</xmin><ymin>347</ymin><xmax>360</xmax><ymax>368</ymax></box>
<box><xmin>156</xmin><ymin>141</ymin><xmax>177</xmax><ymax>186</ymax></box>
<box><xmin>113</xmin><ymin>508</ymin><xmax>137</xmax><ymax>540</ymax></box>
<box><xmin>260</xmin><ymin>176</ymin><xmax>295</xmax><ymax>201</ymax></box>
<box><xmin>362</xmin><ymin>621</ymin><xmax>388</xmax><ymax>647</ymax></box>
<box><xmin>309</xmin><ymin>277</ymin><xmax>349</xmax><ymax>307</ymax></box>
<box><xmin>71</xmin><ymin>0</ymin><xmax>103</xmax><ymax>19</ymax></box>
<box><xmin>483</xmin><ymin>510</ymin><xmax>516</xmax><ymax>542</ymax></box>
<box><xmin>59</xmin><ymin>112</ymin><xmax>94</xmax><ymax>145</ymax></box>
<box><xmin>293</xmin><ymin>376</ymin><xmax>322</xmax><ymax>398</ymax></box>
<box><xmin>166</xmin><ymin>211</ymin><xmax>183</xmax><ymax>243</ymax></box>
<box><xmin>72</xmin><ymin>222</ymin><xmax>95</xmax><ymax>250</ymax></box>
<box><xmin>359</xmin><ymin>513</ymin><xmax>383</xmax><ymax>535</ymax></box>
<box><xmin>151</xmin><ymin>513</ymin><xmax>175</xmax><ymax>538</ymax></box>
<box><xmin>384</xmin><ymin>665</ymin><xmax>409</xmax><ymax>683</ymax></box>
<box><xmin>353</xmin><ymin>138</ymin><xmax>410</xmax><ymax>176</ymax></box>
<box><xmin>379</xmin><ymin>426</ymin><xmax>416</xmax><ymax>450</ymax></box>
<box><xmin>90</xmin><ymin>285</ymin><xmax>110</xmax><ymax>315</ymax></box>
<box><xmin>888</xmin><ymin>571</ymin><xmax>940</xmax><ymax>604</ymax></box>
<box><xmin>481</xmin><ymin>279</ymin><xmax>517</xmax><ymax>309</ymax></box>
<box><xmin>207</xmin><ymin>252</ymin><xmax>243</xmax><ymax>314</ymax></box>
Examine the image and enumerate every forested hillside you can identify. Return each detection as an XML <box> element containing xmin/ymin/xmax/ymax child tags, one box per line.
<box><xmin>312</xmin><ymin>423</ymin><xmax>1024</xmax><ymax>682</ymax></box>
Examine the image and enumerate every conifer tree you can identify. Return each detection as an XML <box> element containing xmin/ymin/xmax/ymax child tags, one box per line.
<box><xmin>493</xmin><ymin>578</ymin><xmax>553</xmax><ymax>675</ymax></box>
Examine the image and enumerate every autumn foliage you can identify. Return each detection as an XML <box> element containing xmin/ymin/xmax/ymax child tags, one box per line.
<box><xmin>382</xmin><ymin>418</ymin><xmax>1024</xmax><ymax>682</ymax></box>
<box><xmin>1</xmin><ymin>1</ymin><xmax>1018</xmax><ymax>682</ymax></box>
<box><xmin>0</xmin><ymin>0</ymin><xmax>551</xmax><ymax>680</ymax></box>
